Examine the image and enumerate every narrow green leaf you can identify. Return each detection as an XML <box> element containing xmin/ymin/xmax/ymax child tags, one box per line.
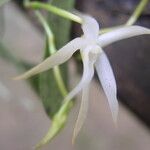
<box><xmin>39</xmin><ymin>39</ymin><xmax>68</xmax><ymax>117</ymax></box>
<box><xmin>39</xmin><ymin>0</ymin><xmax>75</xmax><ymax>118</ymax></box>
<box><xmin>35</xmin><ymin>99</ymin><xmax>73</xmax><ymax>149</ymax></box>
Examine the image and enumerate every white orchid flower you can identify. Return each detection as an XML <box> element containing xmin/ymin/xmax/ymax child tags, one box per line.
<box><xmin>14</xmin><ymin>15</ymin><xmax>150</xmax><ymax>141</ymax></box>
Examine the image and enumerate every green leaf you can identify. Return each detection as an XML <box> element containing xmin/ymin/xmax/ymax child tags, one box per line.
<box><xmin>39</xmin><ymin>0</ymin><xmax>75</xmax><ymax>118</ymax></box>
<box><xmin>39</xmin><ymin>39</ymin><xmax>68</xmax><ymax>117</ymax></box>
<box><xmin>35</xmin><ymin>99</ymin><xmax>73</xmax><ymax>149</ymax></box>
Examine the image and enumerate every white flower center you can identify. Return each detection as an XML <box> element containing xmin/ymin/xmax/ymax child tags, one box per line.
<box><xmin>85</xmin><ymin>44</ymin><xmax>102</xmax><ymax>63</ymax></box>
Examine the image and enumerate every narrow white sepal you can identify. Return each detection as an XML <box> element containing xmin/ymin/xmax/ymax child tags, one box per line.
<box><xmin>98</xmin><ymin>26</ymin><xmax>150</xmax><ymax>47</ymax></box>
<box><xmin>81</xmin><ymin>15</ymin><xmax>99</xmax><ymax>40</ymax></box>
<box><xmin>95</xmin><ymin>51</ymin><xmax>118</xmax><ymax>123</ymax></box>
<box><xmin>64</xmin><ymin>50</ymin><xmax>94</xmax><ymax>102</ymax></box>
<box><xmin>14</xmin><ymin>38</ymin><xmax>84</xmax><ymax>80</ymax></box>
<box><xmin>72</xmin><ymin>84</ymin><xmax>90</xmax><ymax>143</ymax></box>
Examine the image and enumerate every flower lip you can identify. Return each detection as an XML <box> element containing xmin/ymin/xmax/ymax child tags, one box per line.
<box><xmin>91</xmin><ymin>45</ymin><xmax>102</xmax><ymax>54</ymax></box>
<box><xmin>84</xmin><ymin>44</ymin><xmax>102</xmax><ymax>55</ymax></box>
<box><xmin>83</xmin><ymin>44</ymin><xmax>102</xmax><ymax>63</ymax></box>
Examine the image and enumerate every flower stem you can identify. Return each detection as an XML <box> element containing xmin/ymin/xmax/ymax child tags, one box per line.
<box><xmin>100</xmin><ymin>0</ymin><xmax>149</xmax><ymax>34</ymax></box>
<box><xmin>24</xmin><ymin>0</ymin><xmax>149</xmax><ymax>34</ymax></box>
<box><xmin>126</xmin><ymin>0</ymin><xmax>149</xmax><ymax>26</ymax></box>
<box><xmin>35</xmin><ymin>98</ymin><xmax>73</xmax><ymax>149</ymax></box>
<box><xmin>34</xmin><ymin>11</ymin><xmax>74</xmax><ymax>149</ymax></box>
<box><xmin>24</xmin><ymin>0</ymin><xmax>82</xmax><ymax>24</ymax></box>
<box><xmin>35</xmin><ymin>11</ymin><xmax>68</xmax><ymax>97</ymax></box>
<box><xmin>100</xmin><ymin>25</ymin><xmax>124</xmax><ymax>34</ymax></box>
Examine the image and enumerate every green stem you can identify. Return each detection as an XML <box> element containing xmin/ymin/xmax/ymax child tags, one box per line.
<box><xmin>100</xmin><ymin>25</ymin><xmax>124</xmax><ymax>34</ymax></box>
<box><xmin>35</xmin><ymin>11</ymin><xmax>68</xmax><ymax>97</ymax></box>
<box><xmin>35</xmin><ymin>98</ymin><xmax>73</xmax><ymax>150</ymax></box>
<box><xmin>25</xmin><ymin>0</ymin><xmax>149</xmax><ymax>34</ymax></box>
<box><xmin>126</xmin><ymin>0</ymin><xmax>149</xmax><ymax>26</ymax></box>
<box><xmin>34</xmin><ymin>9</ymin><xmax>74</xmax><ymax>150</ymax></box>
<box><xmin>53</xmin><ymin>67</ymin><xmax>68</xmax><ymax>97</ymax></box>
<box><xmin>25</xmin><ymin>0</ymin><xmax>82</xmax><ymax>24</ymax></box>
<box><xmin>100</xmin><ymin>0</ymin><xmax>149</xmax><ymax>34</ymax></box>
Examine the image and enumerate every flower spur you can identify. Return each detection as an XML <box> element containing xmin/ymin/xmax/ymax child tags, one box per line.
<box><xmin>14</xmin><ymin>15</ymin><xmax>150</xmax><ymax>141</ymax></box>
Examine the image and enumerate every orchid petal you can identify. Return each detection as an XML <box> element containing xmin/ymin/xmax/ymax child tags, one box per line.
<box><xmin>98</xmin><ymin>26</ymin><xmax>150</xmax><ymax>47</ymax></box>
<box><xmin>14</xmin><ymin>38</ymin><xmax>84</xmax><ymax>80</ymax></box>
<box><xmin>95</xmin><ymin>51</ymin><xmax>118</xmax><ymax>123</ymax></box>
<box><xmin>64</xmin><ymin>50</ymin><xmax>94</xmax><ymax>102</ymax></box>
<box><xmin>81</xmin><ymin>15</ymin><xmax>99</xmax><ymax>40</ymax></box>
<box><xmin>72</xmin><ymin>84</ymin><xmax>90</xmax><ymax>143</ymax></box>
